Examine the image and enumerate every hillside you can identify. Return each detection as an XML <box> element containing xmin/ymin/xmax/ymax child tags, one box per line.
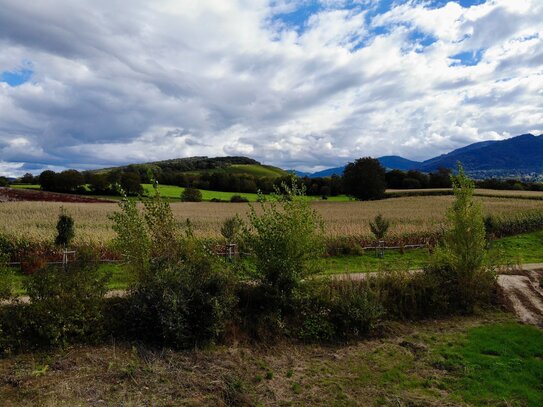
<box><xmin>90</xmin><ymin>156</ymin><xmax>288</xmax><ymax>178</ymax></box>
<box><xmin>418</xmin><ymin>133</ymin><xmax>543</xmax><ymax>177</ymax></box>
<box><xmin>302</xmin><ymin>133</ymin><xmax>543</xmax><ymax>179</ymax></box>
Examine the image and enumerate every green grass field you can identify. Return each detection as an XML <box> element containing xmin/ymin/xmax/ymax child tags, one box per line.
<box><xmin>142</xmin><ymin>183</ymin><xmax>352</xmax><ymax>202</ymax></box>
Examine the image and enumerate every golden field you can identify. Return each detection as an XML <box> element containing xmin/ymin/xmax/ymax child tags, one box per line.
<box><xmin>1</xmin><ymin>195</ymin><xmax>543</xmax><ymax>243</ymax></box>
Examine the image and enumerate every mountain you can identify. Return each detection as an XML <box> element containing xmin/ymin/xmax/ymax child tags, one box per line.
<box><xmin>302</xmin><ymin>156</ymin><xmax>420</xmax><ymax>178</ymax></box>
<box><xmin>378</xmin><ymin>156</ymin><xmax>421</xmax><ymax>171</ymax></box>
<box><xmin>418</xmin><ymin>133</ymin><xmax>543</xmax><ymax>177</ymax></box>
<box><xmin>310</xmin><ymin>166</ymin><xmax>346</xmax><ymax>178</ymax></box>
<box><xmin>294</xmin><ymin>133</ymin><xmax>543</xmax><ymax>180</ymax></box>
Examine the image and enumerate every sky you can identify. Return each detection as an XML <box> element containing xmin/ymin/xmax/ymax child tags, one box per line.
<box><xmin>0</xmin><ymin>0</ymin><xmax>542</xmax><ymax>176</ymax></box>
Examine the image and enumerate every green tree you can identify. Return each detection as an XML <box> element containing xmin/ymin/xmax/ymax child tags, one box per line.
<box><xmin>120</xmin><ymin>172</ymin><xmax>143</xmax><ymax>196</ymax></box>
<box><xmin>430</xmin><ymin>163</ymin><xmax>496</xmax><ymax>313</ymax></box>
<box><xmin>369</xmin><ymin>213</ymin><xmax>390</xmax><ymax>240</ymax></box>
<box><xmin>343</xmin><ymin>157</ymin><xmax>386</xmax><ymax>200</ymax></box>
<box><xmin>55</xmin><ymin>208</ymin><xmax>75</xmax><ymax>247</ymax></box>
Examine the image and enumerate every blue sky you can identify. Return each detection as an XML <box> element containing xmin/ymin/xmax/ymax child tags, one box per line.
<box><xmin>0</xmin><ymin>0</ymin><xmax>542</xmax><ymax>176</ymax></box>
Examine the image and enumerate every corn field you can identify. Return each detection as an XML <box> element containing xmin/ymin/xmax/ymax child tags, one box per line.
<box><xmin>1</xmin><ymin>195</ymin><xmax>542</xmax><ymax>244</ymax></box>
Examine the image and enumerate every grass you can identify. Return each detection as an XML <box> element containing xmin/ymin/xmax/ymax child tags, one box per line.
<box><xmin>5</xmin><ymin>230</ymin><xmax>542</xmax><ymax>295</ymax></box>
<box><xmin>0</xmin><ymin>312</ymin><xmax>540</xmax><ymax>406</ymax></box>
<box><xmin>492</xmin><ymin>230</ymin><xmax>543</xmax><ymax>264</ymax></box>
<box><xmin>434</xmin><ymin>322</ymin><xmax>543</xmax><ymax>406</ymax></box>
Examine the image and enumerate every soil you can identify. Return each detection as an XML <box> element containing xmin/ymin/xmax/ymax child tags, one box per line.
<box><xmin>0</xmin><ymin>187</ymin><xmax>115</xmax><ymax>203</ymax></box>
<box><xmin>497</xmin><ymin>268</ymin><xmax>543</xmax><ymax>327</ymax></box>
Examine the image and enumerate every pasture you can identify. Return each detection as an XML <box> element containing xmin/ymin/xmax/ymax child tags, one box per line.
<box><xmin>1</xmin><ymin>195</ymin><xmax>543</xmax><ymax>243</ymax></box>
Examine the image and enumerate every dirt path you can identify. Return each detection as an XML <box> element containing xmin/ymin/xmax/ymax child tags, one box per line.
<box><xmin>498</xmin><ymin>270</ymin><xmax>543</xmax><ymax>327</ymax></box>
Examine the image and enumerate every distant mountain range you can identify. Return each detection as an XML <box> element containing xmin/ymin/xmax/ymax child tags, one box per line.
<box><xmin>294</xmin><ymin>133</ymin><xmax>543</xmax><ymax>179</ymax></box>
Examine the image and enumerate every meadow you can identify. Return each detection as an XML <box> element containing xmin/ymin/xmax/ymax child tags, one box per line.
<box><xmin>1</xmin><ymin>195</ymin><xmax>543</xmax><ymax>244</ymax></box>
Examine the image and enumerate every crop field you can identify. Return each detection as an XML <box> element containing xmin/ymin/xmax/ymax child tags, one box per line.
<box><xmin>1</xmin><ymin>195</ymin><xmax>542</xmax><ymax>243</ymax></box>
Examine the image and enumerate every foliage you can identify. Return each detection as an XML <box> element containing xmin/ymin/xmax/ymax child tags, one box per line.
<box><xmin>430</xmin><ymin>163</ymin><xmax>496</xmax><ymax>313</ymax></box>
<box><xmin>143</xmin><ymin>184</ymin><xmax>180</xmax><ymax>262</ymax></box>
<box><xmin>221</xmin><ymin>216</ymin><xmax>243</xmax><ymax>243</ymax></box>
<box><xmin>369</xmin><ymin>213</ymin><xmax>390</xmax><ymax>240</ymax></box>
<box><xmin>0</xmin><ymin>252</ymin><xmax>13</xmax><ymax>301</ymax></box>
<box><xmin>230</xmin><ymin>194</ymin><xmax>249</xmax><ymax>202</ymax></box>
<box><xmin>296</xmin><ymin>279</ymin><xmax>384</xmax><ymax>341</ymax></box>
<box><xmin>181</xmin><ymin>187</ymin><xmax>203</xmax><ymax>202</ymax></box>
<box><xmin>55</xmin><ymin>207</ymin><xmax>75</xmax><ymax>247</ymax></box>
<box><xmin>127</xmin><ymin>237</ymin><xmax>236</xmax><ymax>348</ymax></box>
<box><xmin>342</xmin><ymin>157</ymin><xmax>386</xmax><ymax>200</ymax></box>
<box><xmin>244</xmin><ymin>179</ymin><xmax>324</xmax><ymax>311</ymax></box>
<box><xmin>110</xmin><ymin>195</ymin><xmax>152</xmax><ymax>276</ymax></box>
<box><xmin>23</xmin><ymin>252</ymin><xmax>109</xmax><ymax>347</ymax></box>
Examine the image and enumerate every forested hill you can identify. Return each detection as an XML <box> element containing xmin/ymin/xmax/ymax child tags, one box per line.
<box><xmin>92</xmin><ymin>156</ymin><xmax>261</xmax><ymax>174</ymax></box>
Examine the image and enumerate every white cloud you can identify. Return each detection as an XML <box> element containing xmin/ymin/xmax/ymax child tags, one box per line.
<box><xmin>0</xmin><ymin>0</ymin><xmax>542</xmax><ymax>176</ymax></box>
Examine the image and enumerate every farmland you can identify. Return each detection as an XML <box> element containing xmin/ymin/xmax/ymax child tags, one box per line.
<box><xmin>1</xmin><ymin>195</ymin><xmax>543</xmax><ymax>244</ymax></box>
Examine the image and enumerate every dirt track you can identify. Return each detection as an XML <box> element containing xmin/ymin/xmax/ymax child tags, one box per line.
<box><xmin>498</xmin><ymin>270</ymin><xmax>543</xmax><ymax>327</ymax></box>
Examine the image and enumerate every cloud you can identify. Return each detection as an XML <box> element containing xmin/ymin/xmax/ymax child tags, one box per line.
<box><xmin>0</xmin><ymin>0</ymin><xmax>542</xmax><ymax>176</ymax></box>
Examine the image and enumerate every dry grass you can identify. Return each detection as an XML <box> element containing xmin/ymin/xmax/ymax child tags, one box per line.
<box><xmin>0</xmin><ymin>312</ymin><xmax>516</xmax><ymax>406</ymax></box>
<box><xmin>1</xmin><ymin>195</ymin><xmax>543</xmax><ymax>244</ymax></box>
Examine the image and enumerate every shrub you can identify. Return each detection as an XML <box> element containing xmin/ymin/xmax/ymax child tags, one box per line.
<box><xmin>0</xmin><ymin>252</ymin><xmax>13</xmax><ymax>301</ymax></box>
<box><xmin>244</xmin><ymin>180</ymin><xmax>324</xmax><ymax>312</ymax></box>
<box><xmin>230</xmin><ymin>195</ymin><xmax>249</xmax><ymax>203</ymax></box>
<box><xmin>23</xmin><ymin>253</ymin><xmax>109</xmax><ymax>348</ymax></box>
<box><xmin>295</xmin><ymin>279</ymin><xmax>384</xmax><ymax>341</ymax></box>
<box><xmin>181</xmin><ymin>187</ymin><xmax>203</xmax><ymax>202</ymax></box>
<box><xmin>367</xmin><ymin>269</ymin><xmax>446</xmax><ymax>319</ymax></box>
<box><xmin>127</xmin><ymin>237</ymin><xmax>236</xmax><ymax>348</ymax></box>
<box><xmin>55</xmin><ymin>207</ymin><xmax>75</xmax><ymax>247</ymax></box>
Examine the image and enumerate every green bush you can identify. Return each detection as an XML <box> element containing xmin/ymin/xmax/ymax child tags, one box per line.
<box><xmin>181</xmin><ymin>187</ymin><xmax>203</xmax><ymax>202</ymax></box>
<box><xmin>367</xmin><ymin>269</ymin><xmax>446</xmax><ymax>319</ymax></box>
<box><xmin>23</xmin><ymin>254</ymin><xmax>109</xmax><ymax>348</ymax></box>
<box><xmin>230</xmin><ymin>195</ymin><xmax>249</xmax><ymax>203</ymax></box>
<box><xmin>294</xmin><ymin>279</ymin><xmax>384</xmax><ymax>341</ymax></box>
<box><xmin>244</xmin><ymin>180</ymin><xmax>324</xmax><ymax>313</ymax></box>
<box><xmin>0</xmin><ymin>252</ymin><xmax>13</xmax><ymax>301</ymax></box>
<box><xmin>127</xmin><ymin>237</ymin><xmax>236</xmax><ymax>348</ymax></box>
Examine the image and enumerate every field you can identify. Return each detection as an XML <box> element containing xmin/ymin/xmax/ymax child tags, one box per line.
<box><xmin>1</xmin><ymin>195</ymin><xmax>543</xmax><ymax>243</ymax></box>
<box><xmin>1</xmin><ymin>312</ymin><xmax>541</xmax><ymax>406</ymax></box>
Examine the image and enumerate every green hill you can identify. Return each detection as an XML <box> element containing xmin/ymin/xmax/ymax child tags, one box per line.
<box><xmin>89</xmin><ymin>156</ymin><xmax>288</xmax><ymax>178</ymax></box>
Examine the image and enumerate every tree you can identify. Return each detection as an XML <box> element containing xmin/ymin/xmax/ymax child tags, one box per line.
<box><xmin>120</xmin><ymin>172</ymin><xmax>143</xmax><ymax>196</ymax></box>
<box><xmin>39</xmin><ymin>170</ymin><xmax>57</xmax><ymax>191</ymax></box>
<box><xmin>181</xmin><ymin>187</ymin><xmax>203</xmax><ymax>202</ymax></box>
<box><xmin>430</xmin><ymin>163</ymin><xmax>496</xmax><ymax>313</ymax></box>
<box><xmin>0</xmin><ymin>176</ymin><xmax>9</xmax><ymax>187</ymax></box>
<box><xmin>21</xmin><ymin>172</ymin><xmax>36</xmax><ymax>184</ymax></box>
<box><xmin>369</xmin><ymin>214</ymin><xmax>390</xmax><ymax>240</ymax></box>
<box><xmin>342</xmin><ymin>157</ymin><xmax>386</xmax><ymax>200</ymax></box>
<box><xmin>56</xmin><ymin>170</ymin><xmax>85</xmax><ymax>192</ymax></box>
<box><xmin>55</xmin><ymin>208</ymin><xmax>75</xmax><ymax>247</ymax></box>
